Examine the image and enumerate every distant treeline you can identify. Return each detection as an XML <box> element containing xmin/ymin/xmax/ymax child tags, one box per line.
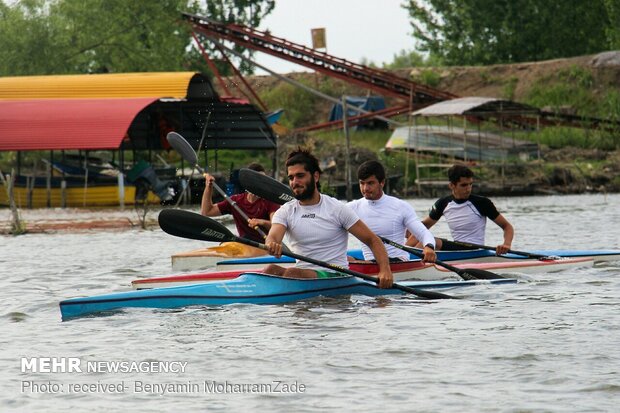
<box><xmin>404</xmin><ymin>0</ymin><xmax>620</xmax><ymax>66</ymax></box>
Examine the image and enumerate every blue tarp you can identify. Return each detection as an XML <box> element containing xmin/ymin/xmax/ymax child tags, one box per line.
<box><xmin>329</xmin><ymin>96</ymin><xmax>388</xmax><ymax>130</ymax></box>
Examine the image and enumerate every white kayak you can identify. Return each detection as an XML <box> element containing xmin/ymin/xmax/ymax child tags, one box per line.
<box><xmin>171</xmin><ymin>243</ymin><xmax>617</xmax><ymax>272</ymax></box>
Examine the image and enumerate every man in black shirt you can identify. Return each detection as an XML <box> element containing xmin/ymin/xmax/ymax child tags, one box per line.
<box><xmin>408</xmin><ymin>164</ymin><xmax>514</xmax><ymax>255</ymax></box>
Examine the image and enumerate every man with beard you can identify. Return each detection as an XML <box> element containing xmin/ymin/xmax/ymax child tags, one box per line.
<box><xmin>348</xmin><ymin>160</ymin><xmax>436</xmax><ymax>263</ymax></box>
<box><xmin>263</xmin><ymin>148</ymin><xmax>393</xmax><ymax>289</ymax></box>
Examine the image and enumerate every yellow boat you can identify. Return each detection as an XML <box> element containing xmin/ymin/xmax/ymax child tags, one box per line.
<box><xmin>0</xmin><ymin>177</ymin><xmax>160</xmax><ymax>208</ymax></box>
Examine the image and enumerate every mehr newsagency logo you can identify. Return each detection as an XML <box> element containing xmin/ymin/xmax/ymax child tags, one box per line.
<box><xmin>21</xmin><ymin>357</ymin><xmax>187</xmax><ymax>373</ymax></box>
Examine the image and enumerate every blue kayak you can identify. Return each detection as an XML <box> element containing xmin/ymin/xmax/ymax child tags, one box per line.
<box><xmin>215</xmin><ymin>248</ymin><xmax>620</xmax><ymax>270</ymax></box>
<box><xmin>59</xmin><ymin>273</ymin><xmax>517</xmax><ymax>320</ymax></box>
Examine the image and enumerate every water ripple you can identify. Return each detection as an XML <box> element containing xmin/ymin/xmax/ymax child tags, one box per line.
<box><xmin>1</xmin><ymin>194</ymin><xmax>619</xmax><ymax>411</ymax></box>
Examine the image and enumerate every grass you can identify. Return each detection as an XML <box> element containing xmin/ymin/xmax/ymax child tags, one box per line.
<box><xmin>414</xmin><ymin>69</ymin><xmax>442</xmax><ymax>87</ymax></box>
<box><xmin>502</xmin><ymin>76</ymin><xmax>519</xmax><ymax>100</ymax></box>
<box><xmin>519</xmin><ymin>127</ymin><xmax>619</xmax><ymax>150</ymax></box>
<box><xmin>312</xmin><ymin>129</ymin><xmax>392</xmax><ymax>153</ymax></box>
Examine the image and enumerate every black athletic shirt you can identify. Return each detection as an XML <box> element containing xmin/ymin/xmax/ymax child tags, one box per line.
<box><xmin>428</xmin><ymin>194</ymin><xmax>500</xmax><ymax>244</ymax></box>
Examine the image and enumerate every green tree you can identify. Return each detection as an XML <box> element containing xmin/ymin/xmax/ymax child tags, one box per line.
<box><xmin>382</xmin><ymin>49</ymin><xmax>427</xmax><ymax>69</ymax></box>
<box><xmin>604</xmin><ymin>0</ymin><xmax>620</xmax><ymax>49</ymax></box>
<box><xmin>198</xmin><ymin>0</ymin><xmax>275</xmax><ymax>74</ymax></box>
<box><xmin>0</xmin><ymin>0</ymin><xmax>274</xmax><ymax>76</ymax></box>
<box><xmin>403</xmin><ymin>0</ymin><xmax>613</xmax><ymax>65</ymax></box>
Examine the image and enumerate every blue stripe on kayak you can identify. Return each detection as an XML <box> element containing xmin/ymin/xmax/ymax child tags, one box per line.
<box><xmin>220</xmin><ymin>249</ymin><xmax>367</xmax><ymax>265</ymax></box>
<box><xmin>220</xmin><ymin>256</ymin><xmax>296</xmax><ymax>265</ymax></box>
<box><xmin>218</xmin><ymin>248</ymin><xmax>620</xmax><ymax>267</ymax></box>
<box><xmin>218</xmin><ymin>249</ymin><xmax>499</xmax><ymax>265</ymax></box>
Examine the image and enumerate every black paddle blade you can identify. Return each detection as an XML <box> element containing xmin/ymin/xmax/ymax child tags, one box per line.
<box><xmin>166</xmin><ymin>132</ymin><xmax>199</xmax><ymax>165</ymax></box>
<box><xmin>379</xmin><ymin>236</ymin><xmax>505</xmax><ymax>280</ymax></box>
<box><xmin>459</xmin><ymin>268</ymin><xmax>505</xmax><ymax>280</ymax></box>
<box><xmin>158</xmin><ymin>209</ymin><xmax>234</xmax><ymax>243</ymax></box>
<box><xmin>239</xmin><ymin>168</ymin><xmax>294</xmax><ymax>205</ymax></box>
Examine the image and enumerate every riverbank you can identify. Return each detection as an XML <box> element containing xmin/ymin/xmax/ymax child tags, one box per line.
<box><xmin>0</xmin><ymin>207</ymin><xmax>234</xmax><ymax>235</ymax></box>
<box><xmin>0</xmin><ymin>208</ymin><xmax>156</xmax><ymax>234</ymax></box>
<box><xmin>445</xmin><ymin>147</ymin><xmax>620</xmax><ymax>197</ymax></box>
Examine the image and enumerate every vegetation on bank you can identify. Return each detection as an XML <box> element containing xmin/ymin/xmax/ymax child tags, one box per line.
<box><xmin>1</xmin><ymin>1</ymin><xmax>618</xmax><ymax>196</ymax></box>
<box><xmin>2</xmin><ymin>57</ymin><xmax>619</xmax><ymax>196</ymax></box>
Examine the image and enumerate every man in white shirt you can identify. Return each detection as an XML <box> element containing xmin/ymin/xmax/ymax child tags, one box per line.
<box><xmin>348</xmin><ymin>160</ymin><xmax>436</xmax><ymax>263</ymax></box>
<box><xmin>264</xmin><ymin>149</ymin><xmax>393</xmax><ymax>289</ymax></box>
<box><xmin>408</xmin><ymin>164</ymin><xmax>514</xmax><ymax>255</ymax></box>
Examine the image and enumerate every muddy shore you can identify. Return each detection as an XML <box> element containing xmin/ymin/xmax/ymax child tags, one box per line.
<box><xmin>0</xmin><ymin>207</ymin><xmax>234</xmax><ymax>235</ymax></box>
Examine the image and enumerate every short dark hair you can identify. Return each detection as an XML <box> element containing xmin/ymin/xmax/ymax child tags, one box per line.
<box><xmin>448</xmin><ymin>164</ymin><xmax>474</xmax><ymax>184</ymax></box>
<box><xmin>285</xmin><ymin>147</ymin><xmax>322</xmax><ymax>175</ymax></box>
<box><xmin>357</xmin><ymin>160</ymin><xmax>386</xmax><ymax>182</ymax></box>
<box><xmin>247</xmin><ymin>162</ymin><xmax>265</xmax><ymax>172</ymax></box>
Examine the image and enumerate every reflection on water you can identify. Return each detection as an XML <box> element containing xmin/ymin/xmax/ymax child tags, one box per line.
<box><xmin>1</xmin><ymin>194</ymin><xmax>619</xmax><ymax>412</ymax></box>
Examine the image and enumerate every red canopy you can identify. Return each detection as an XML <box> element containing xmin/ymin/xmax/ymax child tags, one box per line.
<box><xmin>0</xmin><ymin>98</ymin><xmax>156</xmax><ymax>151</ymax></box>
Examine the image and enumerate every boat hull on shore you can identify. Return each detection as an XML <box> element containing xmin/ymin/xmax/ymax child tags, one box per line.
<box><xmin>60</xmin><ymin>273</ymin><xmax>518</xmax><ymax>320</ymax></box>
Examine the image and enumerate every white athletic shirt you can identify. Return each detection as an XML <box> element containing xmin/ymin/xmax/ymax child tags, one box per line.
<box><xmin>428</xmin><ymin>194</ymin><xmax>500</xmax><ymax>245</ymax></box>
<box><xmin>272</xmin><ymin>193</ymin><xmax>360</xmax><ymax>270</ymax></box>
<box><xmin>348</xmin><ymin>194</ymin><xmax>435</xmax><ymax>260</ymax></box>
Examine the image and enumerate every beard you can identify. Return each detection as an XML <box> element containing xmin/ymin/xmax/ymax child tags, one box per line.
<box><xmin>293</xmin><ymin>175</ymin><xmax>316</xmax><ymax>200</ymax></box>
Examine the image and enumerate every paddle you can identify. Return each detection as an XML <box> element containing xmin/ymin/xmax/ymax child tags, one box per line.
<box><xmin>158</xmin><ymin>209</ymin><xmax>458</xmax><ymax>300</ymax></box>
<box><xmin>174</xmin><ymin>112</ymin><xmax>210</xmax><ymax>207</ymax></box>
<box><xmin>378</xmin><ymin>237</ymin><xmax>505</xmax><ymax>280</ymax></box>
<box><xmin>166</xmin><ymin>131</ymin><xmax>268</xmax><ymax>239</ymax></box>
<box><xmin>238</xmin><ymin>168</ymin><xmax>505</xmax><ymax>280</ymax></box>
<box><xmin>239</xmin><ymin>167</ymin><xmax>294</xmax><ymax>204</ymax></box>
<box><xmin>438</xmin><ymin>238</ymin><xmax>561</xmax><ymax>260</ymax></box>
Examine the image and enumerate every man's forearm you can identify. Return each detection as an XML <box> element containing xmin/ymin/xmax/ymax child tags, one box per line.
<box><xmin>369</xmin><ymin>238</ymin><xmax>390</xmax><ymax>271</ymax></box>
<box><xmin>200</xmin><ymin>187</ymin><xmax>215</xmax><ymax>215</ymax></box>
<box><xmin>503</xmin><ymin>225</ymin><xmax>514</xmax><ymax>246</ymax></box>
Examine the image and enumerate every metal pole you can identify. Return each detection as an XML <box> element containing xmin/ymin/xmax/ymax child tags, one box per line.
<box><xmin>463</xmin><ymin>117</ymin><xmax>467</xmax><ymax>163</ymax></box>
<box><xmin>118</xmin><ymin>172</ymin><xmax>125</xmax><ymax>210</ymax></box>
<box><xmin>83</xmin><ymin>151</ymin><xmax>88</xmax><ymax>207</ymax></box>
<box><xmin>211</xmin><ymin>39</ymin><xmax>403</xmax><ymax>128</ymax></box>
<box><xmin>46</xmin><ymin>156</ymin><xmax>52</xmax><ymax>208</ymax></box>
<box><xmin>342</xmin><ymin>96</ymin><xmax>352</xmax><ymax>201</ymax></box>
<box><xmin>61</xmin><ymin>180</ymin><xmax>67</xmax><ymax>208</ymax></box>
<box><xmin>405</xmin><ymin>87</ymin><xmax>413</xmax><ymax>198</ymax></box>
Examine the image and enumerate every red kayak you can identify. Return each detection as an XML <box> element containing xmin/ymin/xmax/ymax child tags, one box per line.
<box><xmin>131</xmin><ymin>257</ymin><xmax>592</xmax><ymax>289</ymax></box>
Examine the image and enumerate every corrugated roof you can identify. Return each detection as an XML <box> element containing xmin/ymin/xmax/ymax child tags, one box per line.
<box><xmin>0</xmin><ymin>97</ymin><xmax>276</xmax><ymax>151</ymax></box>
<box><xmin>412</xmin><ymin>97</ymin><xmax>539</xmax><ymax>116</ymax></box>
<box><xmin>0</xmin><ymin>72</ymin><xmax>275</xmax><ymax>152</ymax></box>
<box><xmin>0</xmin><ymin>72</ymin><xmax>216</xmax><ymax>100</ymax></box>
<box><xmin>0</xmin><ymin>98</ymin><xmax>156</xmax><ymax>151</ymax></box>
<box><xmin>385</xmin><ymin>125</ymin><xmax>538</xmax><ymax>161</ymax></box>
<box><xmin>128</xmin><ymin>99</ymin><xmax>277</xmax><ymax>150</ymax></box>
